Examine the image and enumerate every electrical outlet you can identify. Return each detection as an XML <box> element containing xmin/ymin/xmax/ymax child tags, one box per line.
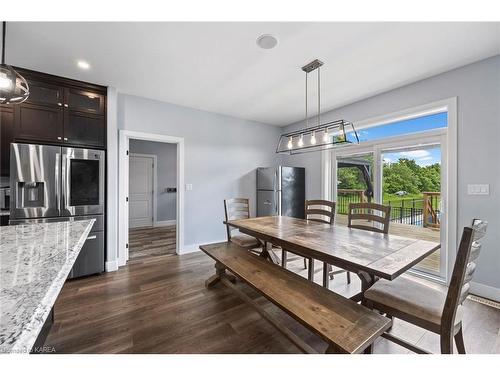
<box><xmin>467</xmin><ymin>184</ymin><xmax>489</xmax><ymax>195</ymax></box>
<box><xmin>185</xmin><ymin>184</ymin><xmax>193</xmax><ymax>191</ymax></box>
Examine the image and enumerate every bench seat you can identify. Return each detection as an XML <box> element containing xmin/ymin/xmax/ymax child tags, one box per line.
<box><xmin>200</xmin><ymin>241</ymin><xmax>391</xmax><ymax>354</ymax></box>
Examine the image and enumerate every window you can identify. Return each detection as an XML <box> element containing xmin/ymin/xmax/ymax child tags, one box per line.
<box><xmin>355</xmin><ymin>112</ymin><xmax>447</xmax><ymax>142</ymax></box>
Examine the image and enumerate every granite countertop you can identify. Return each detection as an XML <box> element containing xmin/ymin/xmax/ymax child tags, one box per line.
<box><xmin>0</xmin><ymin>219</ymin><xmax>94</xmax><ymax>353</ymax></box>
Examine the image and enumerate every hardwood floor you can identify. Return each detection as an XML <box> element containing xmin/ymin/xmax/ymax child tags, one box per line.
<box><xmin>128</xmin><ymin>226</ymin><xmax>176</xmax><ymax>259</ymax></box>
<box><xmin>45</xmin><ymin>251</ymin><xmax>500</xmax><ymax>354</ymax></box>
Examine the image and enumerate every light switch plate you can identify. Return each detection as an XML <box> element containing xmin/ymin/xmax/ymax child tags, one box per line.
<box><xmin>185</xmin><ymin>184</ymin><xmax>193</xmax><ymax>191</ymax></box>
<box><xmin>467</xmin><ymin>184</ymin><xmax>489</xmax><ymax>195</ymax></box>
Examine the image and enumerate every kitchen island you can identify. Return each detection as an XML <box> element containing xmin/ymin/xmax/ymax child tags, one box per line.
<box><xmin>0</xmin><ymin>219</ymin><xmax>94</xmax><ymax>354</ymax></box>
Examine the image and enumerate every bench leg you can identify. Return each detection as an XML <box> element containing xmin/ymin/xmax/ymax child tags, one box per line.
<box><xmin>205</xmin><ymin>262</ymin><xmax>234</xmax><ymax>288</ymax></box>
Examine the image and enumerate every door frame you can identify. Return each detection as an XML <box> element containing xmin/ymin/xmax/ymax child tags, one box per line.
<box><xmin>128</xmin><ymin>153</ymin><xmax>157</xmax><ymax>228</ymax></box>
<box><xmin>321</xmin><ymin>97</ymin><xmax>457</xmax><ymax>284</ymax></box>
<box><xmin>118</xmin><ymin>130</ymin><xmax>185</xmax><ymax>266</ymax></box>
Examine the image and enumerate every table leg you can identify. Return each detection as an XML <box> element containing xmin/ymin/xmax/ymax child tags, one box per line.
<box><xmin>355</xmin><ymin>271</ymin><xmax>376</xmax><ymax>305</ymax></box>
<box><xmin>307</xmin><ymin>258</ymin><xmax>315</xmax><ymax>282</ymax></box>
<box><xmin>322</xmin><ymin>262</ymin><xmax>329</xmax><ymax>288</ymax></box>
<box><xmin>259</xmin><ymin>242</ymin><xmax>280</xmax><ymax>264</ymax></box>
<box><xmin>281</xmin><ymin>248</ymin><xmax>288</xmax><ymax>268</ymax></box>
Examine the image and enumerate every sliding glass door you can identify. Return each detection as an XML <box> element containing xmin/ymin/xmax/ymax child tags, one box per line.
<box><xmin>331</xmin><ymin>129</ymin><xmax>447</xmax><ymax>280</ymax></box>
<box><xmin>380</xmin><ymin>144</ymin><xmax>443</xmax><ymax>277</ymax></box>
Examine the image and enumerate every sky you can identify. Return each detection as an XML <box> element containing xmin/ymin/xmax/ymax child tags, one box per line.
<box><xmin>351</xmin><ymin>112</ymin><xmax>446</xmax><ymax>166</ymax></box>
<box><xmin>383</xmin><ymin>147</ymin><xmax>441</xmax><ymax>167</ymax></box>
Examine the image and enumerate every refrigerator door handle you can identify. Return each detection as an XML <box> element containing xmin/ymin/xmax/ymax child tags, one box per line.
<box><xmin>276</xmin><ymin>190</ymin><xmax>281</xmax><ymax>216</ymax></box>
<box><xmin>55</xmin><ymin>152</ymin><xmax>60</xmax><ymax>213</ymax></box>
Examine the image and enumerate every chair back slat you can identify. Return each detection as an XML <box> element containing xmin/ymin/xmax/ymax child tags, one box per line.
<box><xmin>442</xmin><ymin>219</ymin><xmax>487</xmax><ymax>330</ymax></box>
<box><xmin>468</xmin><ymin>242</ymin><xmax>481</xmax><ymax>263</ymax></box>
<box><xmin>305</xmin><ymin>199</ymin><xmax>335</xmax><ymax>225</ymax></box>
<box><xmin>459</xmin><ymin>283</ymin><xmax>470</xmax><ymax>305</ymax></box>
<box><xmin>347</xmin><ymin>202</ymin><xmax>391</xmax><ymax>234</ymax></box>
<box><xmin>224</xmin><ymin>198</ymin><xmax>251</xmax><ymax>240</ymax></box>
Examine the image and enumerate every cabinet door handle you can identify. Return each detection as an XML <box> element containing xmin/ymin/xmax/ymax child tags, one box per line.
<box><xmin>57</xmin><ymin>102</ymin><xmax>62</xmax><ymax>106</ymax></box>
<box><xmin>64</xmin><ymin>137</ymin><xmax>68</xmax><ymax>141</ymax></box>
<box><xmin>87</xmin><ymin>235</ymin><xmax>97</xmax><ymax>240</ymax></box>
<box><xmin>64</xmin><ymin>103</ymin><xmax>69</xmax><ymax>108</ymax></box>
<box><xmin>57</xmin><ymin>136</ymin><xmax>62</xmax><ymax>140</ymax></box>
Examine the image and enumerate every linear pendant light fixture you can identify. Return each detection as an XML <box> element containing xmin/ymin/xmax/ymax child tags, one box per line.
<box><xmin>0</xmin><ymin>21</ymin><xmax>29</xmax><ymax>104</ymax></box>
<box><xmin>276</xmin><ymin>59</ymin><xmax>359</xmax><ymax>154</ymax></box>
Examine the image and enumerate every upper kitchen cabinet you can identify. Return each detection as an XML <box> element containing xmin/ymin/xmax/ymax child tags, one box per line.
<box><xmin>24</xmin><ymin>80</ymin><xmax>65</xmax><ymax>108</ymax></box>
<box><xmin>8</xmin><ymin>68</ymin><xmax>107</xmax><ymax>149</ymax></box>
<box><xmin>66</xmin><ymin>88</ymin><xmax>105</xmax><ymax>115</ymax></box>
<box><xmin>0</xmin><ymin>105</ymin><xmax>14</xmax><ymax>177</ymax></box>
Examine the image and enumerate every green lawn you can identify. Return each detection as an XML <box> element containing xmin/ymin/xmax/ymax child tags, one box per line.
<box><xmin>383</xmin><ymin>193</ymin><xmax>423</xmax><ymax>207</ymax></box>
<box><xmin>383</xmin><ymin>193</ymin><xmax>440</xmax><ymax>210</ymax></box>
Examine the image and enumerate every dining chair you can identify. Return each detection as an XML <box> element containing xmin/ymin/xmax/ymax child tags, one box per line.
<box><xmin>282</xmin><ymin>200</ymin><xmax>341</xmax><ymax>286</ymax></box>
<box><xmin>364</xmin><ymin>219</ymin><xmax>488</xmax><ymax>354</ymax></box>
<box><xmin>224</xmin><ymin>198</ymin><xmax>261</xmax><ymax>254</ymax></box>
<box><xmin>348</xmin><ymin>202</ymin><xmax>391</xmax><ymax>234</ymax></box>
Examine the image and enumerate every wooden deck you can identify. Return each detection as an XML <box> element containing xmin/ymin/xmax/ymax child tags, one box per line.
<box><xmin>335</xmin><ymin>214</ymin><xmax>441</xmax><ymax>274</ymax></box>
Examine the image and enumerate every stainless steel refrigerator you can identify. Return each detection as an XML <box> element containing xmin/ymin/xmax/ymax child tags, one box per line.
<box><xmin>257</xmin><ymin>166</ymin><xmax>305</xmax><ymax>218</ymax></box>
<box><xmin>10</xmin><ymin>143</ymin><xmax>105</xmax><ymax>279</ymax></box>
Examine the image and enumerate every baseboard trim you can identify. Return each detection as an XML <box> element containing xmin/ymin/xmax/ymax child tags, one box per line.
<box><xmin>155</xmin><ymin>220</ymin><xmax>176</xmax><ymax>227</ymax></box>
<box><xmin>105</xmin><ymin>260</ymin><xmax>119</xmax><ymax>272</ymax></box>
<box><xmin>470</xmin><ymin>281</ymin><xmax>500</xmax><ymax>302</ymax></box>
<box><xmin>180</xmin><ymin>239</ymin><xmax>226</xmax><ymax>255</ymax></box>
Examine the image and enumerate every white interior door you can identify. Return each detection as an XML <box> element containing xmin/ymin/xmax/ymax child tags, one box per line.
<box><xmin>129</xmin><ymin>155</ymin><xmax>154</xmax><ymax>228</ymax></box>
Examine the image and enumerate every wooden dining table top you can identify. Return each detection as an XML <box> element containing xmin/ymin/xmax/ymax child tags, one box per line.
<box><xmin>226</xmin><ymin>216</ymin><xmax>440</xmax><ymax>280</ymax></box>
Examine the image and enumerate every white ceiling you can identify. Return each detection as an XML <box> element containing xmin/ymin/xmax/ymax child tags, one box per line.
<box><xmin>6</xmin><ymin>22</ymin><xmax>500</xmax><ymax>126</ymax></box>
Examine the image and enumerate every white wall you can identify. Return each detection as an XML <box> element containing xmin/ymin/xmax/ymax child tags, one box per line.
<box><xmin>117</xmin><ymin>94</ymin><xmax>281</xmax><ymax>248</ymax></box>
<box><xmin>129</xmin><ymin>140</ymin><xmax>177</xmax><ymax>222</ymax></box>
<box><xmin>282</xmin><ymin>55</ymin><xmax>500</xmax><ymax>295</ymax></box>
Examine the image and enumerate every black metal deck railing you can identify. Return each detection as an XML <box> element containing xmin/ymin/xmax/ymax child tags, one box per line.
<box><xmin>337</xmin><ymin>190</ymin><xmax>440</xmax><ymax>228</ymax></box>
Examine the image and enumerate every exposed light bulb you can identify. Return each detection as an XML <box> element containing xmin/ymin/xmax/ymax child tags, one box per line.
<box><xmin>310</xmin><ymin>131</ymin><xmax>316</xmax><ymax>145</ymax></box>
<box><xmin>287</xmin><ymin>137</ymin><xmax>293</xmax><ymax>149</ymax></box>
<box><xmin>298</xmin><ymin>135</ymin><xmax>304</xmax><ymax>147</ymax></box>
<box><xmin>0</xmin><ymin>75</ymin><xmax>12</xmax><ymax>89</ymax></box>
<box><xmin>323</xmin><ymin>129</ymin><xmax>329</xmax><ymax>142</ymax></box>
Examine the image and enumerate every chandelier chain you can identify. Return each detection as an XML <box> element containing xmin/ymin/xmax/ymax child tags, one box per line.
<box><xmin>2</xmin><ymin>21</ymin><xmax>6</xmax><ymax>65</ymax></box>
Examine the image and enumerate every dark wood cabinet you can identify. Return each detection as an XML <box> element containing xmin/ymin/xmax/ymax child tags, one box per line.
<box><xmin>24</xmin><ymin>80</ymin><xmax>64</xmax><ymax>108</ymax></box>
<box><xmin>8</xmin><ymin>68</ymin><xmax>107</xmax><ymax>149</ymax></box>
<box><xmin>64</xmin><ymin>111</ymin><xmax>105</xmax><ymax>147</ymax></box>
<box><xmin>0</xmin><ymin>68</ymin><xmax>107</xmax><ymax>178</ymax></box>
<box><xmin>66</xmin><ymin>88</ymin><xmax>105</xmax><ymax>115</ymax></box>
<box><xmin>1</xmin><ymin>106</ymin><xmax>14</xmax><ymax>177</ymax></box>
<box><xmin>14</xmin><ymin>103</ymin><xmax>64</xmax><ymax>143</ymax></box>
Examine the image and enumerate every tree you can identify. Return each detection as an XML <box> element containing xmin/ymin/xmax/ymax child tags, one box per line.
<box><xmin>337</xmin><ymin>167</ymin><xmax>366</xmax><ymax>190</ymax></box>
<box><xmin>383</xmin><ymin>159</ymin><xmax>420</xmax><ymax>194</ymax></box>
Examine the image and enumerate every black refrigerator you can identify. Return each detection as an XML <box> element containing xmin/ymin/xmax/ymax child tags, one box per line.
<box><xmin>256</xmin><ymin>166</ymin><xmax>305</xmax><ymax>219</ymax></box>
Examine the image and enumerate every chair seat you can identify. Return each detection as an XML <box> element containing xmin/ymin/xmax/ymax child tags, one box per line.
<box><xmin>364</xmin><ymin>276</ymin><xmax>462</xmax><ymax>329</ymax></box>
<box><xmin>230</xmin><ymin>234</ymin><xmax>260</xmax><ymax>248</ymax></box>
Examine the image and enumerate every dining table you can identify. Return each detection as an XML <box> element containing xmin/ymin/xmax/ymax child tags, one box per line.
<box><xmin>225</xmin><ymin>215</ymin><xmax>441</xmax><ymax>302</ymax></box>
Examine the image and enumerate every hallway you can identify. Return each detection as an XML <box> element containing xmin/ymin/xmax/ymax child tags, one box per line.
<box><xmin>128</xmin><ymin>226</ymin><xmax>177</xmax><ymax>259</ymax></box>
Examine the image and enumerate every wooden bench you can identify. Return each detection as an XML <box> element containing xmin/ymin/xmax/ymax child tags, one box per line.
<box><xmin>200</xmin><ymin>241</ymin><xmax>392</xmax><ymax>354</ymax></box>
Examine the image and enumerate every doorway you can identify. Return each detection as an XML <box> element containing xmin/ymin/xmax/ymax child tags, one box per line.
<box><xmin>118</xmin><ymin>131</ymin><xmax>185</xmax><ymax>267</ymax></box>
<box><xmin>127</xmin><ymin>140</ymin><xmax>178</xmax><ymax>260</ymax></box>
<box><xmin>129</xmin><ymin>154</ymin><xmax>155</xmax><ymax>228</ymax></box>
